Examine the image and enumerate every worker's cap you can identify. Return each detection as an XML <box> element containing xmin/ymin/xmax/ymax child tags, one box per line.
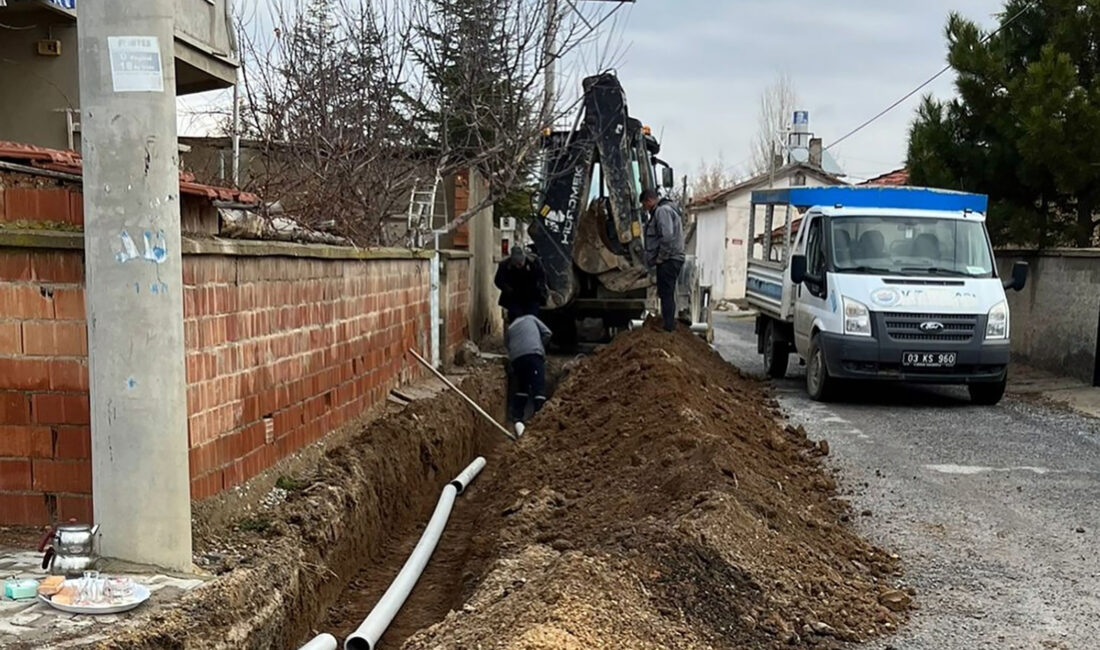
<box><xmin>509</xmin><ymin>246</ymin><xmax>525</xmax><ymax>262</ymax></box>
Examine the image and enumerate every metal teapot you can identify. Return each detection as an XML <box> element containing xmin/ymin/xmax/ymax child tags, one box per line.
<box><xmin>39</xmin><ymin>520</ymin><xmax>100</xmax><ymax>576</ymax></box>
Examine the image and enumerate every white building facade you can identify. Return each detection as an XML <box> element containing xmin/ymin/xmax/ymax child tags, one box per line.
<box><xmin>689</xmin><ymin>163</ymin><xmax>844</xmax><ymax>302</ymax></box>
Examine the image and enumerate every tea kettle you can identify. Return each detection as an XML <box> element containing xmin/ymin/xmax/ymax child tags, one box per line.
<box><xmin>39</xmin><ymin>520</ymin><xmax>100</xmax><ymax>576</ymax></box>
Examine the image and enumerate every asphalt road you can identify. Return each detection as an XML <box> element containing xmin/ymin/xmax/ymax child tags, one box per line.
<box><xmin>713</xmin><ymin>316</ymin><xmax>1100</xmax><ymax>650</ymax></box>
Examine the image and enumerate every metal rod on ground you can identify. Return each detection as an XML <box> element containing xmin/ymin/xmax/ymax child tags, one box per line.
<box><xmin>408</xmin><ymin>349</ymin><xmax>516</xmax><ymax>441</ymax></box>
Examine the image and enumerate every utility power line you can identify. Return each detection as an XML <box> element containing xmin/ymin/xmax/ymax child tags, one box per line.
<box><xmin>827</xmin><ymin>0</ymin><xmax>1038</xmax><ymax>152</ymax></box>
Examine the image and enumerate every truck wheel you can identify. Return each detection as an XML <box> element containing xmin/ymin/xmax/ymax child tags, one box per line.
<box><xmin>806</xmin><ymin>335</ymin><xmax>834</xmax><ymax>401</ymax></box>
<box><xmin>969</xmin><ymin>377</ymin><xmax>1007</xmax><ymax>405</ymax></box>
<box><xmin>762</xmin><ymin>321</ymin><xmax>789</xmax><ymax>379</ymax></box>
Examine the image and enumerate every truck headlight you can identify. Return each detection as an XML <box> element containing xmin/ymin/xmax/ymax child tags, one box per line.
<box><xmin>842</xmin><ymin>296</ymin><xmax>872</xmax><ymax>337</ymax></box>
<box><xmin>986</xmin><ymin>301</ymin><xmax>1009</xmax><ymax>340</ymax></box>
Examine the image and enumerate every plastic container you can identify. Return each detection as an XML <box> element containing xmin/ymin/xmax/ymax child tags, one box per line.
<box><xmin>4</xmin><ymin>579</ymin><xmax>39</xmax><ymax>600</ymax></box>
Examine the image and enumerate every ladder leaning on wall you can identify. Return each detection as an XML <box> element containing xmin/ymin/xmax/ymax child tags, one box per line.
<box><xmin>407</xmin><ymin>170</ymin><xmax>443</xmax><ymax>248</ymax></box>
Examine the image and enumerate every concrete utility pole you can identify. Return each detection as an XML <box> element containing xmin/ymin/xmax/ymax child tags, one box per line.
<box><xmin>79</xmin><ymin>0</ymin><xmax>192</xmax><ymax>571</ymax></box>
<box><xmin>542</xmin><ymin>0</ymin><xmax>561</xmax><ymax>125</ymax></box>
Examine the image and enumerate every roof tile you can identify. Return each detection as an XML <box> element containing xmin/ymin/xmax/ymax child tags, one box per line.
<box><xmin>0</xmin><ymin>140</ymin><xmax>260</xmax><ymax>206</ymax></box>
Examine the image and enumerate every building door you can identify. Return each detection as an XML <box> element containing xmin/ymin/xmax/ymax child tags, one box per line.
<box><xmin>695</xmin><ymin>211</ymin><xmax>727</xmax><ymax>300</ymax></box>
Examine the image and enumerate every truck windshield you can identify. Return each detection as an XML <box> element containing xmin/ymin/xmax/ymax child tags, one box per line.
<box><xmin>829</xmin><ymin>215</ymin><xmax>994</xmax><ymax>278</ymax></box>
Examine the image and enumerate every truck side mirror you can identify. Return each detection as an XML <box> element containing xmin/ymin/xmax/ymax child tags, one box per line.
<box><xmin>1004</xmin><ymin>260</ymin><xmax>1028</xmax><ymax>292</ymax></box>
<box><xmin>790</xmin><ymin>254</ymin><xmax>807</xmax><ymax>285</ymax></box>
<box><xmin>661</xmin><ymin>167</ymin><xmax>675</xmax><ymax>189</ymax></box>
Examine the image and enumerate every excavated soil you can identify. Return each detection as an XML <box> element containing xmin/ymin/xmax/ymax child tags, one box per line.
<box><xmin>397</xmin><ymin>325</ymin><xmax>910</xmax><ymax>649</ymax></box>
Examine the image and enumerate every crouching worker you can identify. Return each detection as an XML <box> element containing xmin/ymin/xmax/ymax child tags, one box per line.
<box><xmin>505</xmin><ymin>313</ymin><xmax>552</xmax><ymax>436</ymax></box>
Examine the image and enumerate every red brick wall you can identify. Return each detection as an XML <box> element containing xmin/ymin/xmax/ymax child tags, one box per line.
<box><xmin>0</xmin><ymin>250</ymin><xmax>91</xmax><ymax>524</ymax></box>
<box><xmin>183</xmin><ymin>255</ymin><xmax>430</xmax><ymax>500</ymax></box>
<box><xmin>0</xmin><ymin>246</ymin><xmax>467</xmax><ymax>525</ymax></box>
<box><xmin>443</xmin><ymin>257</ymin><xmax>471</xmax><ymax>361</ymax></box>
<box><xmin>0</xmin><ymin>171</ymin><xmax>211</xmax><ymax>232</ymax></box>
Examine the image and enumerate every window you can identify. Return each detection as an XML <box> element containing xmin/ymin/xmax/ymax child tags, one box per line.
<box><xmin>829</xmin><ymin>215</ymin><xmax>994</xmax><ymax>277</ymax></box>
<box><xmin>805</xmin><ymin>217</ymin><xmax>825</xmax><ymax>279</ymax></box>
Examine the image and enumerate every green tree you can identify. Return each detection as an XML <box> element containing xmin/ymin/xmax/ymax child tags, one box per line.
<box><xmin>907</xmin><ymin>0</ymin><xmax>1100</xmax><ymax>247</ymax></box>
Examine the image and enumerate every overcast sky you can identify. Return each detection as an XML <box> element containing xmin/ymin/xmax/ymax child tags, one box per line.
<box><xmin>595</xmin><ymin>0</ymin><xmax>1008</xmax><ymax>184</ymax></box>
<box><xmin>181</xmin><ymin>0</ymin><xmax>1009</xmax><ymax>185</ymax></box>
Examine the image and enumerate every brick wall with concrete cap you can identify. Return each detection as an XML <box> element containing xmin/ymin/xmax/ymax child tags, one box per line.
<box><xmin>0</xmin><ymin>231</ymin><xmax>473</xmax><ymax>525</ymax></box>
<box><xmin>441</xmin><ymin>250</ymin><xmax>473</xmax><ymax>361</ymax></box>
<box><xmin>996</xmin><ymin>249</ymin><xmax>1100</xmax><ymax>385</ymax></box>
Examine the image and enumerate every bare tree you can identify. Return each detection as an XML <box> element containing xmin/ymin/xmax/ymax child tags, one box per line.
<box><xmin>228</xmin><ymin>0</ymin><xmax>627</xmax><ymax>246</ymax></box>
<box><xmin>691</xmin><ymin>153</ymin><xmax>735</xmax><ymax>199</ymax></box>
<box><xmin>749</xmin><ymin>73</ymin><xmax>799</xmax><ymax>175</ymax></box>
<box><xmin>232</xmin><ymin>0</ymin><xmax>429</xmax><ymax>244</ymax></box>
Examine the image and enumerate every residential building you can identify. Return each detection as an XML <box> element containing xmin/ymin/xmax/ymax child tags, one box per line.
<box><xmin>688</xmin><ymin>160</ymin><xmax>845</xmax><ymax>302</ymax></box>
<box><xmin>0</xmin><ymin>0</ymin><xmax>238</xmax><ymax>151</ymax></box>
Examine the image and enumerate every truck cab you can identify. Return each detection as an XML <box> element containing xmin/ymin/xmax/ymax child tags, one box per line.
<box><xmin>745</xmin><ymin>186</ymin><xmax>1028</xmax><ymax>405</ymax></box>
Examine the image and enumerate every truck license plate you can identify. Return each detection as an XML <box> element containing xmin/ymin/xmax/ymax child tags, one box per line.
<box><xmin>902</xmin><ymin>352</ymin><xmax>957</xmax><ymax>368</ymax></box>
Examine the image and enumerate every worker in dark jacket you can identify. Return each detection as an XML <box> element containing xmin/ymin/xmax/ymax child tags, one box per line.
<box><xmin>495</xmin><ymin>245</ymin><xmax>547</xmax><ymax>323</ymax></box>
<box><xmin>505</xmin><ymin>313</ymin><xmax>553</xmax><ymax>436</ymax></box>
<box><xmin>642</xmin><ymin>189</ymin><xmax>685</xmax><ymax>332</ymax></box>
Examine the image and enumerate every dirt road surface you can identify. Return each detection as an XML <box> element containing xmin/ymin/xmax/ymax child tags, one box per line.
<box><xmin>715</xmin><ymin>316</ymin><xmax>1100</xmax><ymax>650</ymax></box>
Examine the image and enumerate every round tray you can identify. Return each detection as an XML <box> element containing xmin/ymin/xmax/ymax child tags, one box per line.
<box><xmin>38</xmin><ymin>580</ymin><xmax>150</xmax><ymax>615</ymax></box>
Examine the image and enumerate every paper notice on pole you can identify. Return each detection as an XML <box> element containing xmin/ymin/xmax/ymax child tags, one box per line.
<box><xmin>108</xmin><ymin>36</ymin><xmax>164</xmax><ymax>93</ymax></box>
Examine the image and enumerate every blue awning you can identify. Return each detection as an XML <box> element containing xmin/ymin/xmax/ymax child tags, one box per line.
<box><xmin>750</xmin><ymin>186</ymin><xmax>988</xmax><ymax>213</ymax></box>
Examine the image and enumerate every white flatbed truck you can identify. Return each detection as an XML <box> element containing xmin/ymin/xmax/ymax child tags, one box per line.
<box><xmin>745</xmin><ymin>186</ymin><xmax>1028</xmax><ymax>404</ymax></box>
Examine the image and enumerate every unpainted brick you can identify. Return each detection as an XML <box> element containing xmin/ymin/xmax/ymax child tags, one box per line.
<box><xmin>22</xmin><ymin>321</ymin><xmax>87</xmax><ymax>357</ymax></box>
<box><xmin>0</xmin><ymin>425</ymin><xmax>52</xmax><ymax>458</ymax></box>
<box><xmin>0</xmin><ymin>493</ymin><xmax>49</xmax><ymax>525</ymax></box>
<box><xmin>54</xmin><ymin>426</ymin><xmax>91</xmax><ymax>459</ymax></box>
<box><xmin>0</xmin><ymin>458</ymin><xmax>33</xmax><ymax>490</ymax></box>
<box><xmin>31</xmin><ymin>393</ymin><xmax>89</xmax><ymax>425</ymax></box>
<box><xmin>0</xmin><ymin>392</ymin><xmax>29</xmax><ymax>425</ymax></box>
<box><xmin>0</xmin><ymin>284</ymin><xmax>54</xmax><ymax>319</ymax></box>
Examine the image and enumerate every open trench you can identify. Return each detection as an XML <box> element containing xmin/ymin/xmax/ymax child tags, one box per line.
<box><xmin>103</xmin><ymin>328</ymin><xmax>911</xmax><ymax>650</ymax></box>
<box><xmin>312</xmin><ymin>357</ymin><xmax>572</xmax><ymax>650</ymax></box>
<box><xmin>225</xmin><ymin>326</ymin><xmax>912</xmax><ymax>650</ymax></box>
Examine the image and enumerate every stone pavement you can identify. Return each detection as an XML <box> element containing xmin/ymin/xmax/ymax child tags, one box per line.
<box><xmin>0</xmin><ymin>548</ymin><xmax>206</xmax><ymax>648</ymax></box>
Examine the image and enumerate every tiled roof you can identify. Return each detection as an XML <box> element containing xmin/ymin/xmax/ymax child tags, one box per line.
<box><xmin>689</xmin><ymin>162</ymin><xmax>847</xmax><ymax>210</ymax></box>
<box><xmin>859</xmin><ymin>168</ymin><xmax>909</xmax><ymax>186</ymax></box>
<box><xmin>755</xmin><ymin>217</ymin><xmax>803</xmax><ymax>244</ymax></box>
<box><xmin>0</xmin><ymin>140</ymin><xmax>261</xmax><ymax>205</ymax></box>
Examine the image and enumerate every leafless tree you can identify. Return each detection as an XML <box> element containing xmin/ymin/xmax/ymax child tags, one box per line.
<box><xmin>230</xmin><ymin>0</ymin><xmax>628</xmax><ymax>246</ymax></box>
<box><xmin>231</xmin><ymin>0</ymin><xmax>430</xmax><ymax>244</ymax></box>
<box><xmin>691</xmin><ymin>153</ymin><xmax>736</xmax><ymax>199</ymax></box>
<box><xmin>749</xmin><ymin>73</ymin><xmax>799</xmax><ymax>175</ymax></box>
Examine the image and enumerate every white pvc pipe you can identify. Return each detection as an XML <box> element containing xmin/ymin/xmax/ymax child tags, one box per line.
<box><xmin>298</xmin><ymin>633</ymin><xmax>337</xmax><ymax>650</ymax></box>
<box><xmin>629</xmin><ymin>319</ymin><xmax>709</xmax><ymax>333</ymax></box>
<box><xmin>450</xmin><ymin>456</ymin><xmax>486</xmax><ymax>494</ymax></box>
<box><xmin>344</xmin><ymin>457</ymin><xmax>487</xmax><ymax>650</ymax></box>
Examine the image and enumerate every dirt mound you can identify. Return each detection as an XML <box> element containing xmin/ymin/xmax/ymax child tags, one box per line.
<box><xmin>404</xmin><ymin>325</ymin><xmax>908</xmax><ymax>649</ymax></box>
